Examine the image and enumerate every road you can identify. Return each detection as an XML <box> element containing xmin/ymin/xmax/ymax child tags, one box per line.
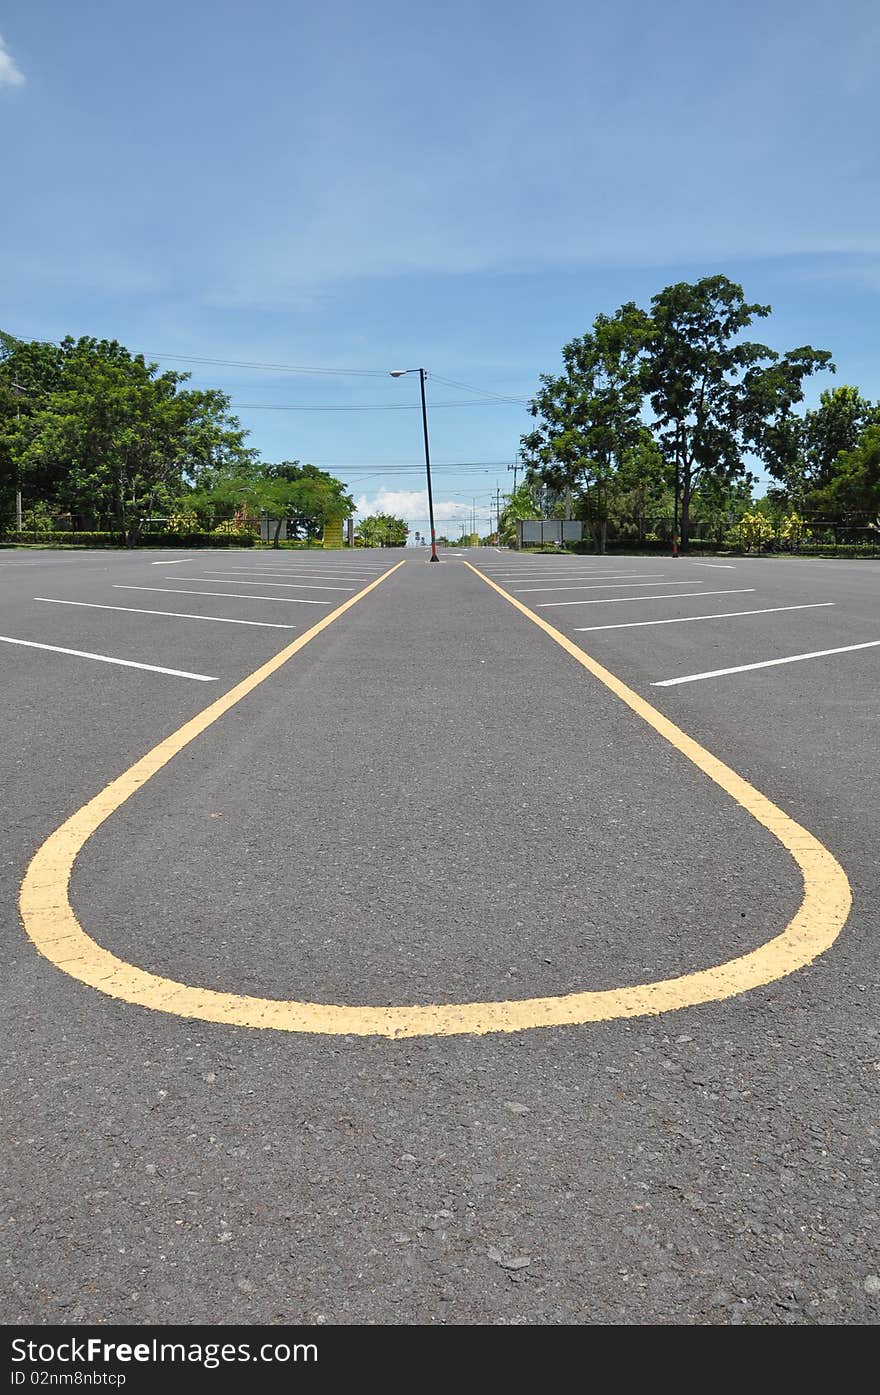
<box><xmin>2</xmin><ymin>545</ymin><xmax>878</xmax><ymax>1324</ymax></box>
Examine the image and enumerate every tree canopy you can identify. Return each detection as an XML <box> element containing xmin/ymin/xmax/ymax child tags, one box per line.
<box><xmin>0</xmin><ymin>333</ymin><xmax>354</xmax><ymax>543</ymax></box>
<box><xmin>191</xmin><ymin>461</ymin><xmax>353</xmax><ymax>545</ymax></box>
<box><xmin>356</xmin><ymin>513</ymin><xmax>408</xmax><ymax>547</ymax></box>
<box><xmin>1</xmin><ymin>333</ymin><xmax>254</xmax><ymax>537</ymax></box>
<box><xmin>519</xmin><ymin>276</ymin><xmax>840</xmax><ymax>549</ymax></box>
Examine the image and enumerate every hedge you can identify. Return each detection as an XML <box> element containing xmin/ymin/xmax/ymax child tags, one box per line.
<box><xmin>567</xmin><ymin>539</ymin><xmax>735</xmax><ymax>556</ymax></box>
<box><xmin>794</xmin><ymin>541</ymin><xmax>878</xmax><ymax>558</ymax></box>
<box><xmin>532</xmin><ymin>538</ymin><xmax>879</xmax><ymax>559</ymax></box>
<box><xmin>0</xmin><ymin>531</ymin><xmax>256</xmax><ymax>548</ymax></box>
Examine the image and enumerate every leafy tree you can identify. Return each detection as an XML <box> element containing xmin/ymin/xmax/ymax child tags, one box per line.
<box><xmin>522</xmin><ymin>303</ymin><xmax>651</xmax><ymax>551</ymax></box>
<box><xmin>813</xmin><ymin>424</ymin><xmax>880</xmax><ymax>519</ymax></box>
<box><xmin>192</xmin><ymin>463</ymin><xmax>352</xmax><ymax>547</ymax></box>
<box><xmin>642</xmin><ymin>276</ymin><xmax>832</xmax><ymax>547</ymax></box>
<box><xmin>0</xmin><ymin>334</ymin><xmax>65</xmax><ymax>527</ymax></box>
<box><xmin>356</xmin><ymin>513</ymin><xmax>408</xmax><ymax>547</ymax></box>
<box><xmin>2</xmin><ymin>334</ymin><xmax>254</xmax><ymax>539</ymax></box>
<box><xmin>610</xmin><ymin>429</ymin><xmax>670</xmax><ymax>543</ymax></box>
<box><xmin>263</xmin><ymin>462</ymin><xmax>352</xmax><ymax>541</ymax></box>
<box><xmin>498</xmin><ymin>482</ymin><xmax>540</xmax><ymax>544</ymax></box>
<box><xmin>740</xmin><ymin>351</ymin><xmax>837</xmax><ymax>510</ymax></box>
<box><xmin>688</xmin><ymin>474</ymin><xmax>755</xmax><ymax>544</ymax></box>
<box><xmin>801</xmin><ymin>387</ymin><xmax>880</xmax><ymax>502</ymax></box>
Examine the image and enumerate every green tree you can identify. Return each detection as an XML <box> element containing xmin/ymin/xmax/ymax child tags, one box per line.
<box><xmin>522</xmin><ymin>303</ymin><xmax>651</xmax><ymax>551</ymax></box>
<box><xmin>498</xmin><ymin>482</ymin><xmax>540</xmax><ymax>545</ymax></box>
<box><xmin>813</xmin><ymin>424</ymin><xmax>880</xmax><ymax>519</ymax></box>
<box><xmin>740</xmin><ymin>350</ymin><xmax>837</xmax><ymax>510</ymax></box>
<box><xmin>356</xmin><ymin>513</ymin><xmax>408</xmax><ymax>547</ymax></box>
<box><xmin>0</xmin><ymin>334</ymin><xmax>65</xmax><ymax>528</ymax></box>
<box><xmin>642</xmin><ymin>276</ymin><xmax>832</xmax><ymax>548</ymax></box>
<box><xmin>688</xmin><ymin>474</ymin><xmax>755</xmax><ymax>544</ymax></box>
<box><xmin>263</xmin><ymin>461</ymin><xmax>353</xmax><ymax>541</ymax></box>
<box><xmin>2</xmin><ymin>335</ymin><xmax>254</xmax><ymax>539</ymax></box>
<box><xmin>801</xmin><ymin>387</ymin><xmax>880</xmax><ymax>504</ymax></box>
<box><xmin>611</xmin><ymin>429</ymin><xmax>670</xmax><ymax>543</ymax></box>
<box><xmin>194</xmin><ymin>463</ymin><xmax>352</xmax><ymax>547</ymax></box>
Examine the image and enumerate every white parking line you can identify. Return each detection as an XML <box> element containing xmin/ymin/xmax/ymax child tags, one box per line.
<box><xmin>180</xmin><ymin>569</ymin><xmax>378</xmax><ymax>582</ymax></box>
<box><xmin>35</xmin><ymin>598</ymin><xmax>296</xmax><ymax>628</ymax></box>
<box><xmin>174</xmin><ymin>574</ymin><xmax>355</xmax><ymax>591</ymax></box>
<box><xmin>510</xmin><ymin>572</ymin><xmax>669</xmax><ymax>581</ymax></box>
<box><xmin>194</xmin><ymin>563</ymin><xmax>384</xmax><ymax>572</ymax></box>
<box><xmin>487</xmin><ymin>574</ymin><xmax>657</xmax><ymax>582</ymax></box>
<box><xmin>516</xmin><ymin>578</ymin><xmax>682</xmax><ymax>594</ymax></box>
<box><xmin>691</xmin><ymin>562</ymin><xmax>736</xmax><ymax>569</ymax></box>
<box><xmin>652</xmin><ymin>638</ymin><xmax>880</xmax><ymax>687</ymax></box>
<box><xmin>575</xmin><ymin>603</ymin><xmax>835</xmax><ymax>632</ymax></box>
<box><xmin>0</xmin><ymin>635</ymin><xmax>217</xmax><ymax>680</ymax></box>
<box><xmin>151</xmin><ymin>558</ymin><xmax>193</xmax><ymax>565</ymax></box>
<box><xmin>114</xmin><ymin>586</ymin><xmax>331</xmax><ymax>605</ymax></box>
<box><xmin>485</xmin><ymin>572</ymin><xmax>608</xmax><ymax>579</ymax></box>
<box><xmin>537</xmin><ymin>589</ymin><xmax>755</xmax><ymax>607</ymax></box>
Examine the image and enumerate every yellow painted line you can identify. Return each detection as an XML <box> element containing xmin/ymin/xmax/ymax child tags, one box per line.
<box><xmin>18</xmin><ymin>557</ymin><xmax>850</xmax><ymax>1040</ymax></box>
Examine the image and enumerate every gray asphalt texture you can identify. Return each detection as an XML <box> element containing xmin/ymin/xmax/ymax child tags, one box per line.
<box><xmin>1</xmin><ymin>545</ymin><xmax>878</xmax><ymax>1325</ymax></box>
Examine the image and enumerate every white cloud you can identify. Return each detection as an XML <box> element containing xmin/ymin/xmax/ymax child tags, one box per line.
<box><xmin>354</xmin><ymin>488</ymin><xmax>472</xmax><ymax>525</ymax></box>
<box><xmin>0</xmin><ymin>35</ymin><xmax>25</xmax><ymax>88</ymax></box>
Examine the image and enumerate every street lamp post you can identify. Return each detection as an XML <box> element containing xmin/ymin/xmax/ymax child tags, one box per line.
<box><xmin>389</xmin><ymin>368</ymin><xmax>439</xmax><ymax>560</ymax></box>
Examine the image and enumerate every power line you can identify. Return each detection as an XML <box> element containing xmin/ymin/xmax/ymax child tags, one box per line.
<box><xmin>429</xmin><ymin>372</ymin><xmax>528</xmax><ymax>405</ymax></box>
<box><xmin>6</xmin><ymin>337</ymin><xmax>391</xmax><ymax>379</ymax></box>
<box><xmin>302</xmin><ymin>458</ymin><xmax>515</xmax><ymax>467</ymax></box>
<box><xmin>145</xmin><ymin>354</ymin><xmax>389</xmax><ymax>377</ymax></box>
<box><xmin>6</xmin><ymin>333</ymin><xmax>530</xmax><ymax>402</ymax></box>
<box><xmin>232</xmin><ymin>399</ymin><xmax>523</xmax><ymax>411</ymax></box>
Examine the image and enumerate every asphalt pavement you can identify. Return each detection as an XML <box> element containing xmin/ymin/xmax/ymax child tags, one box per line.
<box><xmin>1</xmin><ymin>545</ymin><xmax>878</xmax><ymax>1324</ymax></box>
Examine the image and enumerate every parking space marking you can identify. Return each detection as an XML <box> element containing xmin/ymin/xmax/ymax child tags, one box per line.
<box><xmin>575</xmin><ymin>603</ymin><xmax>835</xmax><ymax>632</ymax></box>
<box><xmin>18</xmin><ymin>557</ymin><xmax>852</xmax><ymax>1038</ymax></box>
<box><xmin>692</xmin><ymin>562</ymin><xmax>736</xmax><ymax>569</ymax></box>
<box><xmin>516</xmin><ymin>579</ymin><xmax>688</xmax><ymax>594</ymax></box>
<box><xmin>175</xmin><ymin>575</ymin><xmax>356</xmax><ymax>592</ymax></box>
<box><xmin>512</xmin><ymin>572</ymin><xmax>669</xmax><ymax>583</ymax></box>
<box><xmin>538</xmin><ymin>588</ymin><xmax>756</xmax><ymax>608</ymax></box>
<box><xmin>151</xmin><ymin>558</ymin><xmax>193</xmax><ymax>565</ymax></box>
<box><xmin>35</xmin><ymin>598</ymin><xmax>297</xmax><ymax>629</ymax></box>
<box><xmin>190</xmin><ymin>562</ymin><xmax>385</xmax><ymax>572</ymax></box>
<box><xmin>485</xmin><ymin>572</ymin><xmax>608</xmax><ymax>579</ymax></box>
<box><xmin>0</xmin><ymin>635</ymin><xmax>217</xmax><ymax>681</ymax></box>
<box><xmin>114</xmin><ymin>586</ymin><xmax>333</xmax><ymax>605</ymax></box>
<box><xmin>182</xmin><ymin>569</ymin><xmax>378</xmax><ymax>582</ymax></box>
<box><xmin>652</xmin><ymin>638</ymin><xmax>880</xmax><ymax>687</ymax></box>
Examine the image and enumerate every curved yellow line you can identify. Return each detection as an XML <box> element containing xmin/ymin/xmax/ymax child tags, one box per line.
<box><xmin>19</xmin><ymin>558</ymin><xmax>850</xmax><ymax>1038</ymax></box>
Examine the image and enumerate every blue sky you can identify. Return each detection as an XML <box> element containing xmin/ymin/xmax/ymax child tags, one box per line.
<box><xmin>1</xmin><ymin>0</ymin><xmax>878</xmax><ymax>537</ymax></box>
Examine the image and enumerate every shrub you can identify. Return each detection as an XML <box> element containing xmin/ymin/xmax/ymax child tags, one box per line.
<box><xmin>166</xmin><ymin>510</ymin><xmax>200</xmax><ymax>532</ymax></box>
<box><xmin>738</xmin><ymin>511</ymin><xmax>776</xmax><ymax>552</ymax></box>
<box><xmin>0</xmin><ymin>530</ymin><xmax>255</xmax><ymax>548</ymax></box>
